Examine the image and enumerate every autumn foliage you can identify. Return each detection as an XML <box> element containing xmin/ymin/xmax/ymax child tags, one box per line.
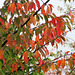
<box><xmin>0</xmin><ymin>0</ymin><xmax>75</xmax><ymax>75</ymax></box>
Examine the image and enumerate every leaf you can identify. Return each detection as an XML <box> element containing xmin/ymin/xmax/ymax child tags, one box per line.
<box><xmin>41</xmin><ymin>4</ymin><xmax>45</xmax><ymax>16</ymax></box>
<box><xmin>8</xmin><ymin>3</ymin><xmax>16</xmax><ymax>15</ymax></box>
<box><xmin>20</xmin><ymin>63</ymin><xmax>24</xmax><ymax>72</ymax></box>
<box><xmin>30</xmin><ymin>14</ymin><xmax>36</xmax><ymax>25</ymax></box>
<box><xmin>15</xmin><ymin>63</ymin><xmax>18</xmax><ymax>72</ymax></box>
<box><xmin>48</xmin><ymin>4</ymin><xmax>53</xmax><ymax>14</ymax></box>
<box><xmin>12</xmin><ymin>40</ymin><xmax>17</xmax><ymax>46</ymax></box>
<box><xmin>31</xmin><ymin>41</ymin><xmax>35</xmax><ymax>50</ymax></box>
<box><xmin>7</xmin><ymin>34</ymin><xmax>12</xmax><ymax>48</ymax></box>
<box><xmin>0</xmin><ymin>50</ymin><xmax>5</xmax><ymax>64</ymax></box>
<box><xmin>41</xmin><ymin>65</ymin><xmax>48</xmax><ymax>73</ymax></box>
<box><xmin>40</xmin><ymin>60</ymin><xmax>44</xmax><ymax>66</ymax></box>
<box><xmin>61</xmin><ymin>59</ymin><xmax>65</xmax><ymax>68</ymax></box>
<box><xmin>65</xmin><ymin>51</ymin><xmax>70</xmax><ymax>55</ymax></box>
<box><xmin>0</xmin><ymin>18</ymin><xmax>4</xmax><ymax>27</ymax></box>
<box><xmin>28</xmin><ymin>2</ymin><xmax>36</xmax><ymax>11</ymax></box>
<box><xmin>56</xmin><ymin>20</ymin><xmax>61</xmax><ymax>36</ymax></box>
<box><xmin>56</xmin><ymin>43</ymin><xmax>58</xmax><ymax>49</ymax></box>
<box><xmin>23</xmin><ymin>51</ymin><xmax>29</xmax><ymax>63</ymax></box>
<box><xmin>72</xmin><ymin>53</ymin><xmax>75</xmax><ymax>59</ymax></box>
<box><xmin>56</xmin><ymin>38</ymin><xmax>60</xmax><ymax>43</ymax></box>
<box><xmin>57</xmin><ymin>60</ymin><xmax>61</xmax><ymax>67</ymax></box>
<box><xmin>35</xmin><ymin>0</ymin><xmax>40</xmax><ymax>9</ymax></box>
<box><xmin>51</xmin><ymin>63</ymin><xmax>55</xmax><ymax>71</ymax></box>
<box><xmin>46</xmin><ymin>6</ymin><xmax>49</xmax><ymax>15</ymax></box>
<box><xmin>34</xmin><ymin>51</ymin><xmax>41</xmax><ymax>60</ymax></box>
<box><xmin>11</xmin><ymin>63</ymin><xmax>15</xmax><ymax>73</ymax></box>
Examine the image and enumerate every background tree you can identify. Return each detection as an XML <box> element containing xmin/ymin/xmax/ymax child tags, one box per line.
<box><xmin>0</xmin><ymin>0</ymin><xmax>75</xmax><ymax>75</ymax></box>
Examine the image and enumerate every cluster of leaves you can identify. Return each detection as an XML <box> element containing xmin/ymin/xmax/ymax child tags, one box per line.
<box><xmin>0</xmin><ymin>0</ymin><xmax>75</xmax><ymax>75</ymax></box>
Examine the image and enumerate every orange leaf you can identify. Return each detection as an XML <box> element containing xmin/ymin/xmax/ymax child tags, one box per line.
<box><xmin>7</xmin><ymin>34</ymin><xmax>12</xmax><ymax>48</ymax></box>
<box><xmin>56</xmin><ymin>43</ymin><xmax>58</xmax><ymax>49</ymax></box>
<box><xmin>41</xmin><ymin>4</ymin><xmax>45</xmax><ymax>16</ymax></box>
<box><xmin>51</xmin><ymin>63</ymin><xmax>55</xmax><ymax>71</ymax></box>
<box><xmin>20</xmin><ymin>63</ymin><xmax>24</xmax><ymax>72</ymax></box>
<box><xmin>31</xmin><ymin>41</ymin><xmax>35</xmax><ymax>50</ymax></box>
<box><xmin>15</xmin><ymin>63</ymin><xmax>18</xmax><ymax>72</ymax></box>
<box><xmin>30</xmin><ymin>14</ymin><xmax>36</xmax><ymax>25</ymax></box>
<box><xmin>0</xmin><ymin>50</ymin><xmax>5</xmax><ymax>64</ymax></box>
<box><xmin>0</xmin><ymin>18</ymin><xmax>4</xmax><ymax>27</ymax></box>
<box><xmin>8</xmin><ymin>3</ymin><xmax>16</xmax><ymax>15</ymax></box>
<box><xmin>11</xmin><ymin>63</ymin><xmax>15</xmax><ymax>73</ymax></box>
<box><xmin>35</xmin><ymin>0</ymin><xmax>40</xmax><ymax>9</ymax></box>
<box><xmin>34</xmin><ymin>51</ymin><xmax>41</xmax><ymax>60</ymax></box>
<box><xmin>46</xmin><ymin>6</ymin><xmax>49</xmax><ymax>15</ymax></box>
<box><xmin>61</xmin><ymin>59</ymin><xmax>65</xmax><ymax>68</ymax></box>
<box><xmin>57</xmin><ymin>60</ymin><xmax>61</xmax><ymax>67</ymax></box>
<box><xmin>41</xmin><ymin>65</ymin><xmax>48</xmax><ymax>73</ymax></box>
<box><xmin>72</xmin><ymin>53</ymin><xmax>75</xmax><ymax>59</ymax></box>
<box><xmin>23</xmin><ymin>51</ymin><xmax>29</xmax><ymax>63</ymax></box>
<box><xmin>12</xmin><ymin>40</ymin><xmax>17</xmax><ymax>46</ymax></box>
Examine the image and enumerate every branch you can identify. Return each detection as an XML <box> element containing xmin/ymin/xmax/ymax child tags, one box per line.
<box><xmin>1</xmin><ymin>0</ymin><xmax>50</xmax><ymax>47</ymax></box>
<box><xmin>25</xmin><ymin>53</ymin><xmax>73</xmax><ymax>75</ymax></box>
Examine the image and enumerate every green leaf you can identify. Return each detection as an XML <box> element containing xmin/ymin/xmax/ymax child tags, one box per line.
<box><xmin>16</xmin><ymin>35</ymin><xmax>20</xmax><ymax>44</ymax></box>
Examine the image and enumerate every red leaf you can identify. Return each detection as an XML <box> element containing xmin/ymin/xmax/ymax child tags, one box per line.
<box><xmin>48</xmin><ymin>4</ymin><xmax>53</xmax><ymax>14</ymax></box>
<box><xmin>40</xmin><ymin>60</ymin><xmax>44</xmax><ymax>66</ymax></box>
<box><xmin>28</xmin><ymin>2</ymin><xmax>36</xmax><ymax>11</ymax></box>
<box><xmin>65</xmin><ymin>51</ymin><xmax>70</xmax><ymax>55</ymax></box>
<box><xmin>0</xmin><ymin>18</ymin><xmax>4</xmax><ymax>27</ymax></box>
<box><xmin>35</xmin><ymin>0</ymin><xmax>40</xmax><ymax>9</ymax></box>
<box><xmin>56</xmin><ymin>38</ymin><xmax>60</xmax><ymax>43</ymax></box>
<box><xmin>41</xmin><ymin>4</ymin><xmax>45</xmax><ymax>16</ymax></box>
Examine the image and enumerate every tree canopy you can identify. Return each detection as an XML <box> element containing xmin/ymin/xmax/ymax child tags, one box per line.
<box><xmin>0</xmin><ymin>0</ymin><xmax>75</xmax><ymax>75</ymax></box>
